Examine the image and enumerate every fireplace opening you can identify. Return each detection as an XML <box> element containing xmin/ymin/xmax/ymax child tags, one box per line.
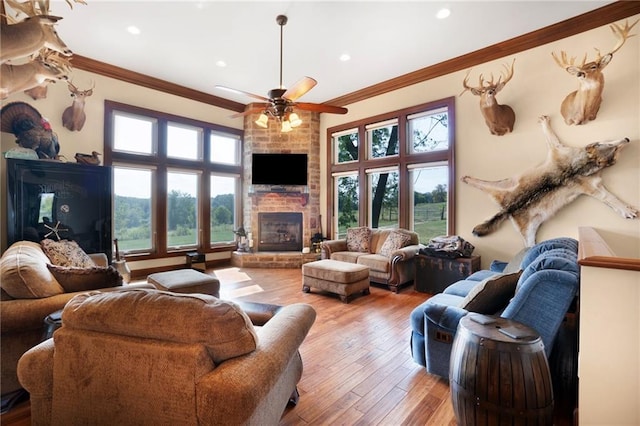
<box><xmin>258</xmin><ymin>212</ymin><xmax>303</xmax><ymax>252</ymax></box>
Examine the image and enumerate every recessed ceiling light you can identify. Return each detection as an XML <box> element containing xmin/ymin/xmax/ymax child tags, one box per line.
<box><xmin>216</xmin><ymin>60</ymin><xmax>227</xmax><ymax>68</ymax></box>
<box><xmin>127</xmin><ymin>25</ymin><xmax>141</xmax><ymax>35</ymax></box>
<box><xmin>340</xmin><ymin>53</ymin><xmax>351</xmax><ymax>62</ymax></box>
<box><xmin>436</xmin><ymin>8</ymin><xmax>451</xmax><ymax>20</ymax></box>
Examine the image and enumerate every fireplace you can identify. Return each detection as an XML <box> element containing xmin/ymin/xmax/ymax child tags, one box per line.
<box><xmin>258</xmin><ymin>212</ymin><xmax>303</xmax><ymax>252</ymax></box>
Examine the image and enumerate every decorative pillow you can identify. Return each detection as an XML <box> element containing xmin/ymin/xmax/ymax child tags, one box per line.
<box><xmin>346</xmin><ymin>227</ymin><xmax>372</xmax><ymax>253</ymax></box>
<box><xmin>63</xmin><ymin>289</ymin><xmax>258</xmax><ymax>364</ymax></box>
<box><xmin>41</xmin><ymin>239</ymin><xmax>96</xmax><ymax>268</ymax></box>
<box><xmin>0</xmin><ymin>241</ymin><xmax>64</xmax><ymax>298</ymax></box>
<box><xmin>379</xmin><ymin>230</ymin><xmax>412</xmax><ymax>257</ymax></box>
<box><xmin>47</xmin><ymin>264</ymin><xmax>123</xmax><ymax>293</ymax></box>
<box><xmin>459</xmin><ymin>271</ymin><xmax>522</xmax><ymax>314</ymax></box>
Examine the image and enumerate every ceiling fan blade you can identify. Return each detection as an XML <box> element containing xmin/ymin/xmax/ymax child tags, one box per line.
<box><xmin>296</xmin><ymin>102</ymin><xmax>348</xmax><ymax>115</ymax></box>
<box><xmin>283</xmin><ymin>77</ymin><xmax>317</xmax><ymax>101</ymax></box>
<box><xmin>229</xmin><ymin>104</ymin><xmax>270</xmax><ymax>118</ymax></box>
<box><xmin>215</xmin><ymin>85</ymin><xmax>270</xmax><ymax>102</ymax></box>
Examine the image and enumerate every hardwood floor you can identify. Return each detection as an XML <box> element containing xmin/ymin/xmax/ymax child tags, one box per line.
<box><xmin>229</xmin><ymin>268</ymin><xmax>457</xmax><ymax>425</ymax></box>
<box><xmin>2</xmin><ymin>266</ymin><xmax>575</xmax><ymax>425</ymax></box>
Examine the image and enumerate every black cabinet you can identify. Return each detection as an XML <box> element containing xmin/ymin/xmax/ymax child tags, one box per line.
<box><xmin>6</xmin><ymin>159</ymin><xmax>113</xmax><ymax>262</ymax></box>
<box><xmin>414</xmin><ymin>254</ymin><xmax>481</xmax><ymax>294</ymax></box>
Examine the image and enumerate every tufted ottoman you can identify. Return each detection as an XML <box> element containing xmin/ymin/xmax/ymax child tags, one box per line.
<box><xmin>302</xmin><ymin>259</ymin><xmax>370</xmax><ymax>303</ymax></box>
<box><xmin>147</xmin><ymin>269</ymin><xmax>220</xmax><ymax>297</ymax></box>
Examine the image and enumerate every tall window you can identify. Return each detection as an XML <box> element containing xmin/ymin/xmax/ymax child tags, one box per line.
<box><xmin>210</xmin><ymin>174</ymin><xmax>238</xmax><ymax>244</ymax></box>
<box><xmin>106</xmin><ymin>100</ymin><xmax>243</xmax><ymax>258</ymax></box>
<box><xmin>334</xmin><ymin>173</ymin><xmax>359</xmax><ymax>239</ymax></box>
<box><xmin>328</xmin><ymin>98</ymin><xmax>455</xmax><ymax>243</ymax></box>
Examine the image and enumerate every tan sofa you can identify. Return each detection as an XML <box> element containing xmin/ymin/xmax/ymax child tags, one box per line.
<box><xmin>18</xmin><ymin>289</ymin><xmax>316</xmax><ymax>426</ymax></box>
<box><xmin>0</xmin><ymin>241</ymin><xmax>153</xmax><ymax>399</ymax></box>
<box><xmin>321</xmin><ymin>227</ymin><xmax>422</xmax><ymax>293</ymax></box>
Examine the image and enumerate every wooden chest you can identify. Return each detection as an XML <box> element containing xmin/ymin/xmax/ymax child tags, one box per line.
<box><xmin>414</xmin><ymin>254</ymin><xmax>481</xmax><ymax>294</ymax></box>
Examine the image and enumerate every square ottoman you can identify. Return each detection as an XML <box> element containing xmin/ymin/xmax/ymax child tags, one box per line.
<box><xmin>147</xmin><ymin>269</ymin><xmax>220</xmax><ymax>297</ymax></box>
<box><xmin>302</xmin><ymin>259</ymin><xmax>370</xmax><ymax>303</ymax></box>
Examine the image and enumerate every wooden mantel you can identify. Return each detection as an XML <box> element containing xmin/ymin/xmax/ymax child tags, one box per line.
<box><xmin>577</xmin><ymin>227</ymin><xmax>640</xmax><ymax>425</ymax></box>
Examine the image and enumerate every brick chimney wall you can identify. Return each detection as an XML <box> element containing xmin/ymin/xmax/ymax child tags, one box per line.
<box><xmin>242</xmin><ymin>106</ymin><xmax>321</xmax><ymax>251</ymax></box>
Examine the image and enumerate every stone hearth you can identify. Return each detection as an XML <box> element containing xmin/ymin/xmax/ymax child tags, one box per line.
<box><xmin>231</xmin><ymin>251</ymin><xmax>320</xmax><ymax>268</ymax></box>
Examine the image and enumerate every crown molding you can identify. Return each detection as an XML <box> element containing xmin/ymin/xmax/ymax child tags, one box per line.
<box><xmin>70</xmin><ymin>55</ymin><xmax>246</xmax><ymax>113</ymax></box>
<box><xmin>70</xmin><ymin>2</ymin><xmax>639</xmax><ymax>111</ymax></box>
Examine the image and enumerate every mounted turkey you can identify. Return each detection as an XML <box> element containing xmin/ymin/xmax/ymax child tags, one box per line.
<box><xmin>1</xmin><ymin>101</ymin><xmax>60</xmax><ymax>159</ymax></box>
<box><xmin>215</xmin><ymin>15</ymin><xmax>347</xmax><ymax>132</ymax></box>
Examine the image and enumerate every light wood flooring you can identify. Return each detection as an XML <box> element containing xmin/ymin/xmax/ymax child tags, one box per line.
<box><xmin>2</xmin><ymin>266</ymin><xmax>575</xmax><ymax>425</ymax></box>
<box><xmin>228</xmin><ymin>268</ymin><xmax>457</xmax><ymax>425</ymax></box>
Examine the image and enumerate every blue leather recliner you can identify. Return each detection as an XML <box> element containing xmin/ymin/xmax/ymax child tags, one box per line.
<box><xmin>410</xmin><ymin>238</ymin><xmax>579</xmax><ymax>378</ymax></box>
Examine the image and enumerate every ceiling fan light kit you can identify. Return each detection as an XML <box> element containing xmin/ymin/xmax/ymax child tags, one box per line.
<box><xmin>215</xmin><ymin>14</ymin><xmax>347</xmax><ymax>133</ymax></box>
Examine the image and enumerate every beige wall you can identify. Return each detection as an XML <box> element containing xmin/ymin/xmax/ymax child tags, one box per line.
<box><xmin>2</xmin><ymin>16</ymin><xmax>639</xmax><ymax>267</ymax></box>
<box><xmin>320</xmin><ymin>15</ymin><xmax>640</xmax><ymax>266</ymax></box>
<box><xmin>0</xmin><ymin>70</ymin><xmax>244</xmax><ymax>252</ymax></box>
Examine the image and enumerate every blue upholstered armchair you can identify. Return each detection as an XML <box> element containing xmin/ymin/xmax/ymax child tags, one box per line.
<box><xmin>410</xmin><ymin>238</ymin><xmax>580</xmax><ymax>378</ymax></box>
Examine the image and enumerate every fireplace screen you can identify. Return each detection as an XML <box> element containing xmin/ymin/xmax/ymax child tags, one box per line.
<box><xmin>258</xmin><ymin>212</ymin><xmax>303</xmax><ymax>252</ymax></box>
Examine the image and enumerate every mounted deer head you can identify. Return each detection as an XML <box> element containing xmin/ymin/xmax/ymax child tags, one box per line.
<box><xmin>0</xmin><ymin>52</ymin><xmax>69</xmax><ymax>99</ymax></box>
<box><xmin>0</xmin><ymin>15</ymin><xmax>72</xmax><ymax>64</ymax></box>
<box><xmin>22</xmin><ymin>51</ymin><xmax>72</xmax><ymax>99</ymax></box>
<box><xmin>460</xmin><ymin>58</ymin><xmax>516</xmax><ymax>136</ymax></box>
<box><xmin>552</xmin><ymin>19</ymin><xmax>638</xmax><ymax>126</ymax></box>
<box><xmin>61</xmin><ymin>80</ymin><xmax>94</xmax><ymax>131</ymax></box>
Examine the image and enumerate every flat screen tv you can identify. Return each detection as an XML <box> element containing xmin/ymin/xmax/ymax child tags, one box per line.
<box><xmin>251</xmin><ymin>153</ymin><xmax>308</xmax><ymax>186</ymax></box>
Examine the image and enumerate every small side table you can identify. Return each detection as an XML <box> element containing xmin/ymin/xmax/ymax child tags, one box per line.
<box><xmin>42</xmin><ymin>309</ymin><xmax>63</xmax><ymax>340</ymax></box>
<box><xmin>414</xmin><ymin>254</ymin><xmax>480</xmax><ymax>294</ymax></box>
<box><xmin>450</xmin><ymin>315</ymin><xmax>553</xmax><ymax>425</ymax></box>
<box><xmin>186</xmin><ymin>252</ymin><xmax>206</xmax><ymax>272</ymax></box>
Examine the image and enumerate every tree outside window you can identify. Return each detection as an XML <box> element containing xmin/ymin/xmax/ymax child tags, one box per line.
<box><xmin>167</xmin><ymin>171</ymin><xmax>199</xmax><ymax>248</ymax></box>
<box><xmin>335</xmin><ymin>174</ymin><xmax>359</xmax><ymax>239</ymax></box>
<box><xmin>328</xmin><ymin>97</ymin><xmax>455</xmax><ymax>242</ymax></box>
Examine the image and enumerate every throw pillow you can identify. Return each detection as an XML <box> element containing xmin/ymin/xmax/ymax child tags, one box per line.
<box><xmin>459</xmin><ymin>271</ymin><xmax>522</xmax><ymax>314</ymax></box>
<box><xmin>0</xmin><ymin>241</ymin><xmax>64</xmax><ymax>298</ymax></box>
<box><xmin>346</xmin><ymin>227</ymin><xmax>372</xmax><ymax>253</ymax></box>
<box><xmin>41</xmin><ymin>239</ymin><xmax>96</xmax><ymax>268</ymax></box>
<box><xmin>47</xmin><ymin>264</ymin><xmax>123</xmax><ymax>293</ymax></box>
<box><xmin>379</xmin><ymin>230</ymin><xmax>412</xmax><ymax>257</ymax></box>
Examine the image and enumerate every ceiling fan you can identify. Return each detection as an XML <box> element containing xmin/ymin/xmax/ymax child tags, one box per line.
<box><xmin>215</xmin><ymin>15</ymin><xmax>348</xmax><ymax>132</ymax></box>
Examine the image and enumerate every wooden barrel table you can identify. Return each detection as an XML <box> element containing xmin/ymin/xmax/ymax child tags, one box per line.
<box><xmin>450</xmin><ymin>315</ymin><xmax>553</xmax><ymax>425</ymax></box>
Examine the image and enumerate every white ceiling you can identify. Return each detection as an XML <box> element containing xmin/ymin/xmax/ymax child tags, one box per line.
<box><xmin>46</xmin><ymin>0</ymin><xmax>613</xmax><ymax>106</ymax></box>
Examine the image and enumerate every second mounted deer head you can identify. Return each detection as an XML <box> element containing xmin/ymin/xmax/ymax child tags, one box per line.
<box><xmin>552</xmin><ymin>19</ymin><xmax>638</xmax><ymax>126</ymax></box>
<box><xmin>61</xmin><ymin>80</ymin><xmax>94</xmax><ymax>131</ymax></box>
<box><xmin>461</xmin><ymin>58</ymin><xmax>516</xmax><ymax>136</ymax></box>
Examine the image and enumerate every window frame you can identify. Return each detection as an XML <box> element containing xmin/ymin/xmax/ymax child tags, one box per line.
<box><xmin>105</xmin><ymin>100</ymin><xmax>243</xmax><ymax>260</ymax></box>
<box><xmin>327</xmin><ymin>97</ymin><xmax>456</xmax><ymax>241</ymax></box>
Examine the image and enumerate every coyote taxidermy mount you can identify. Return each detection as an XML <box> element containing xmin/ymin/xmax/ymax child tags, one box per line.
<box><xmin>462</xmin><ymin>115</ymin><xmax>637</xmax><ymax>246</ymax></box>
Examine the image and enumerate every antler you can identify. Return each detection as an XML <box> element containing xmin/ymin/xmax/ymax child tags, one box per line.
<box><xmin>553</xmin><ymin>19</ymin><xmax>638</xmax><ymax>68</ymax></box>
<box><xmin>551</xmin><ymin>50</ymin><xmax>587</xmax><ymax>69</ymax></box>
<box><xmin>497</xmin><ymin>58</ymin><xmax>515</xmax><ymax>87</ymax></box>
<box><xmin>3</xmin><ymin>0</ymin><xmax>39</xmax><ymax>17</ymax></box>
<box><xmin>460</xmin><ymin>70</ymin><xmax>478</xmax><ymax>96</ymax></box>
<box><xmin>4</xmin><ymin>0</ymin><xmax>86</xmax><ymax>18</ymax></box>
<box><xmin>36</xmin><ymin>50</ymin><xmax>72</xmax><ymax>75</ymax></box>
<box><xmin>460</xmin><ymin>58</ymin><xmax>515</xmax><ymax>96</ymax></box>
<box><xmin>607</xmin><ymin>19</ymin><xmax>638</xmax><ymax>56</ymax></box>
